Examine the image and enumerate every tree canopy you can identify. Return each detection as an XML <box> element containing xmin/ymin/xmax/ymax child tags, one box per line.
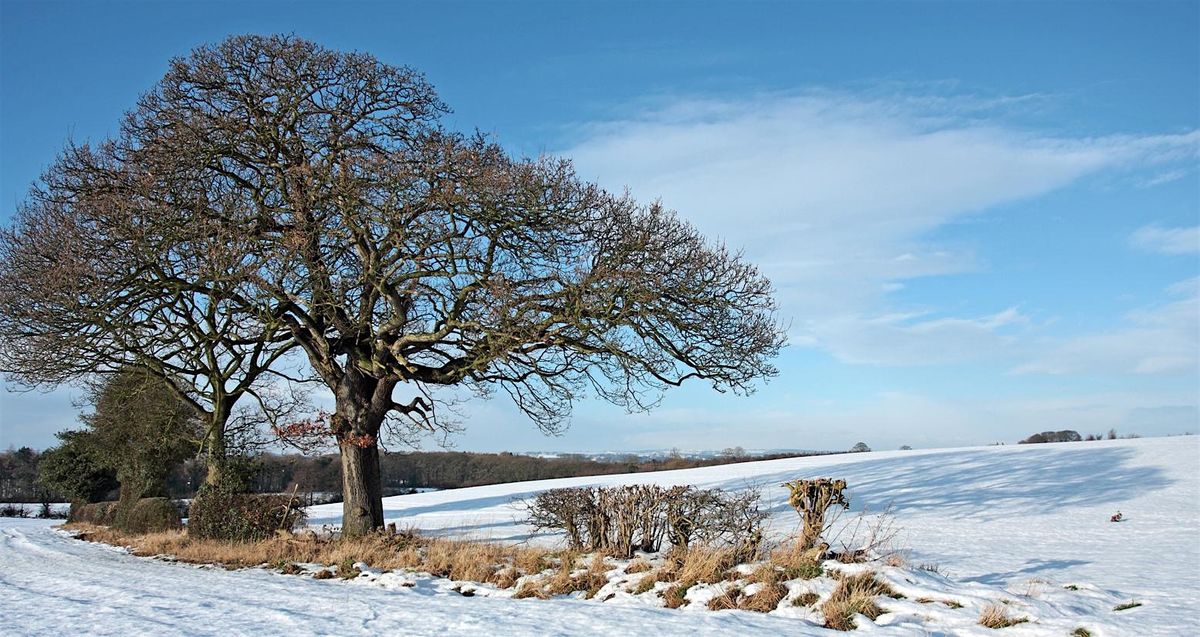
<box><xmin>0</xmin><ymin>142</ymin><xmax>302</xmax><ymax>485</ymax></box>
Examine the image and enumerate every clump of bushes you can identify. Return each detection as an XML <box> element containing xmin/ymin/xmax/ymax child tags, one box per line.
<box><xmin>187</xmin><ymin>483</ymin><xmax>305</xmax><ymax>541</ymax></box>
<box><xmin>1019</xmin><ymin>430</ymin><xmax>1082</xmax><ymax>444</ymax></box>
<box><xmin>522</xmin><ymin>484</ymin><xmax>766</xmax><ymax>559</ymax></box>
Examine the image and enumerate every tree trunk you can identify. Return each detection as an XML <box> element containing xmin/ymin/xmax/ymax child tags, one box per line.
<box><xmin>203</xmin><ymin>417</ymin><xmax>227</xmax><ymax>487</ymax></box>
<box><xmin>339</xmin><ymin>438</ymin><xmax>383</xmax><ymax>536</ymax></box>
<box><xmin>332</xmin><ymin>372</ymin><xmax>393</xmax><ymax>537</ymax></box>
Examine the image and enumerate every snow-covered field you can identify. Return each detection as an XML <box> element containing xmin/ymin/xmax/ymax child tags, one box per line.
<box><xmin>2</xmin><ymin>436</ymin><xmax>1197</xmax><ymax>635</ymax></box>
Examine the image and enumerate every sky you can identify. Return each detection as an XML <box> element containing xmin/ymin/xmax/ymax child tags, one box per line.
<box><xmin>1</xmin><ymin>0</ymin><xmax>1197</xmax><ymax>454</ymax></box>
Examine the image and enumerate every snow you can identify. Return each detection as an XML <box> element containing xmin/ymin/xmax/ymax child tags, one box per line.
<box><xmin>2</xmin><ymin>436</ymin><xmax>1197</xmax><ymax>635</ymax></box>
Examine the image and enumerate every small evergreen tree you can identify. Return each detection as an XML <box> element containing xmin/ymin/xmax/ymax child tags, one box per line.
<box><xmin>37</xmin><ymin>430</ymin><xmax>117</xmax><ymax>503</ymax></box>
<box><xmin>81</xmin><ymin>368</ymin><xmax>199</xmax><ymax>521</ymax></box>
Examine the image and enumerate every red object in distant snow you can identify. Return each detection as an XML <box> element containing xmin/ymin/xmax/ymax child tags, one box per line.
<box><xmin>1110</xmin><ymin>512</ymin><xmax>1123</xmax><ymax>522</ymax></box>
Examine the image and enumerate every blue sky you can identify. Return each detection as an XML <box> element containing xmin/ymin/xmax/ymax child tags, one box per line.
<box><xmin>1</xmin><ymin>0</ymin><xmax>1197</xmax><ymax>453</ymax></box>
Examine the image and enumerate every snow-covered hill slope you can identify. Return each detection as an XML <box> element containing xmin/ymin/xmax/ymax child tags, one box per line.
<box><xmin>308</xmin><ymin>436</ymin><xmax>1200</xmax><ymax>633</ymax></box>
<box><xmin>2</xmin><ymin>436</ymin><xmax>1196</xmax><ymax>636</ymax></box>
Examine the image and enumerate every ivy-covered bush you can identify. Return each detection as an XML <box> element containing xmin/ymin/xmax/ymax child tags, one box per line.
<box><xmin>188</xmin><ymin>484</ymin><xmax>306</xmax><ymax>541</ymax></box>
<box><xmin>121</xmin><ymin>497</ymin><xmax>182</xmax><ymax>533</ymax></box>
<box><xmin>69</xmin><ymin>500</ymin><xmax>118</xmax><ymax>525</ymax></box>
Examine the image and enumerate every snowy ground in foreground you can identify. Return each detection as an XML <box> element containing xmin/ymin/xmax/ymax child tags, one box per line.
<box><xmin>2</xmin><ymin>436</ymin><xmax>1197</xmax><ymax>635</ymax></box>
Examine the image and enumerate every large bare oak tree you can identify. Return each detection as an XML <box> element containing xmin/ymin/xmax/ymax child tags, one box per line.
<box><xmin>3</xmin><ymin>35</ymin><xmax>785</xmax><ymax>536</ymax></box>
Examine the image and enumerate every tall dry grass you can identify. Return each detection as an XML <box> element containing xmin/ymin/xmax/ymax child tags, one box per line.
<box><xmin>673</xmin><ymin>545</ymin><xmax>737</xmax><ymax>586</ymax></box>
<box><xmin>66</xmin><ymin>523</ymin><xmax>551</xmax><ymax>587</ymax></box>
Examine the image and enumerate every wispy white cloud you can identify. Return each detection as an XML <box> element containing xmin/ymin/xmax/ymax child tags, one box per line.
<box><xmin>1014</xmin><ymin>278</ymin><xmax>1199</xmax><ymax>376</ymax></box>
<box><xmin>565</xmin><ymin>96</ymin><xmax>1196</xmax><ymax>308</ymax></box>
<box><xmin>1131</xmin><ymin>224</ymin><xmax>1200</xmax><ymax>255</ymax></box>
<box><xmin>1136</xmin><ymin>169</ymin><xmax>1189</xmax><ymax>188</ymax></box>
<box><xmin>564</xmin><ymin>90</ymin><xmax>1199</xmax><ymax>365</ymax></box>
<box><xmin>811</xmin><ymin>307</ymin><xmax>1031</xmax><ymax>366</ymax></box>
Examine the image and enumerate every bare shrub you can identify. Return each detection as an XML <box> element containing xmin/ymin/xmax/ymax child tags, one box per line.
<box><xmin>827</xmin><ymin>504</ymin><xmax>901</xmax><ymax>563</ymax></box>
<box><xmin>523</xmin><ymin>487</ymin><xmax>593</xmax><ymax>550</ymax></box>
<box><xmin>597</xmin><ymin>485</ymin><xmax>671</xmax><ymax>556</ymax></box>
<box><xmin>783</xmin><ymin>478</ymin><xmax>849</xmax><ymax>551</ymax></box>
<box><xmin>0</xmin><ymin>503</ymin><xmax>29</xmax><ymax>518</ymax></box>
<box><xmin>523</xmin><ymin>484</ymin><xmax>766</xmax><ymax>559</ymax></box>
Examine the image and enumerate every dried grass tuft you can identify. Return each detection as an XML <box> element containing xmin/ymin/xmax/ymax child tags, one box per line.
<box><xmin>662</xmin><ymin>583</ymin><xmax>690</xmax><ymax>609</ymax></box>
<box><xmin>821</xmin><ymin>572</ymin><xmax>897</xmax><ymax>631</ymax></box>
<box><xmin>792</xmin><ymin>591</ymin><xmax>820</xmax><ymax>607</ymax></box>
<box><xmin>770</xmin><ymin>543</ymin><xmax>824</xmax><ymax>580</ymax></box>
<box><xmin>706</xmin><ymin>586</ymin><xmax>742</xmax><ymax>611</ymax></box>
<box><xmin>978</xmin><ymin>603</ymin><xmax>1029</xmax><ymax>628</ymax></box>
<box><xmin>738</xmin><ymin>582</ymin><xmax>788</xmax><ymax>613</ymax></box>
<box><xmin>624</xmin><ymin>557</ymin><xmax>653</xmax><ymax>574</ymax></box>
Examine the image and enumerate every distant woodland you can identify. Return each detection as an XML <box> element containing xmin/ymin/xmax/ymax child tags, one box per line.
<box><xmin>0</xmin><ymin>447</ymin><xmax>834</xmax><ymax>503</ymax></box>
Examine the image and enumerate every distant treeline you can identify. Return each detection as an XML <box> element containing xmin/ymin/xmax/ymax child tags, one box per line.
<box><xmin>1</xmin><ymin>446</ymin><xmax>835</xmax><ymax>502</ymax></box>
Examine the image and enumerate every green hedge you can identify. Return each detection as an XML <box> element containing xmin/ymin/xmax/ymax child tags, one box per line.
<box><xmin>69</xmin><ymin>497</ymin><xmax>181</xmax><ymax>533</ymax></box>
<box><xmin>122</xmin><ymin>497</ymin><xmax>182</xmax><ymax>533</ymax></box>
